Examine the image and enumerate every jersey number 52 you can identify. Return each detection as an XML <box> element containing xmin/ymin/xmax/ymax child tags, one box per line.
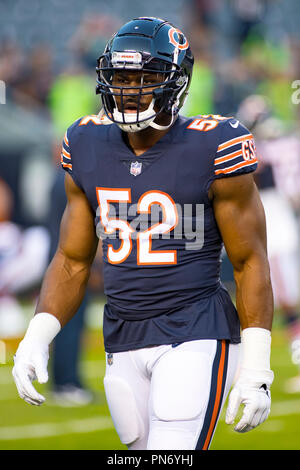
<box><xmin>96</xmin><ymin>188</ymin><xmax>178</xmax><ymax>265</ymax></box>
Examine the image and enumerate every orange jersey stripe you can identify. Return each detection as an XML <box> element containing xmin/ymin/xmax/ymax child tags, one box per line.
<box><xmin>202</xmin><ymin>340</ymin><xmax>226</xmax><ymax>450</ymax></box>
<box><xmin>215</xmin><ymin>158</ymin><xmax>257</xmax><ymax>175</ymax></box>
<box><xmin>217</xmin><ymin>133</ymin><xmax>253</xmax><ymax>152</ymax></box>
<box><xmin>61</xmin><ymin>162</ymin><xmax>72</xmax><ymax>170</ymax></box>
<box><xmin>62</xmin><ymin>148</ymin><xmax>71</xmax><ymax>159</ymax></box>
<box><xmin>61</xmin><ymin>154</ymin><xmax>72</xmax><ymax>170</ymax></box>
<box><xmin>214</xmin><ymin>149</ymin><xmax>243</xmax><ymax>165</ymax></box>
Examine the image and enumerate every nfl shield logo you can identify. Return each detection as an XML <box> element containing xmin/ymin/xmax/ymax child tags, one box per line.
<box><xmin>107</xmin><ymin>353</ymin><xmax>113</xmax><ymax>366</ymax></box>
<box><xmin>130</xmin><ymin>161</ymin><xmax>142</xmax><ymax>176</ymax></box>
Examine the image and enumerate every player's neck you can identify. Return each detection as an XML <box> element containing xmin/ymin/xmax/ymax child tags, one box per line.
<box><xmin>124</xmin><ymin>114</ymin><xmax>177</xmax><ymax>157</ymax></box>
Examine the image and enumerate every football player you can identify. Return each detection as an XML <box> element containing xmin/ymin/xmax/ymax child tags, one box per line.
<box><xmin>12</xmin><ymin>17</ymin><xmax>274</xmax><ymax>450</ymax></box>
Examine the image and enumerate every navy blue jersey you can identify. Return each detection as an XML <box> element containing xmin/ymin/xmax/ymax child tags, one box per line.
<box><xmin>61</xmin><ymin>113</ymin><xmax>258</xmax><ymax>352</ymax></box>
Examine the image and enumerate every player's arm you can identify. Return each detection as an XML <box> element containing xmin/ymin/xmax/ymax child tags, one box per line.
<box><xmin>12</xmin><ymin>174</ymin><xmax>99</xmax><ymax>405</ymax></box>
<box><xmin>211</xmin><ymin>173</ymin><xmax>273</xmax><ymax>330</ymax></box>
<box><xmin>35</xmin><ymin>173</ymin><xmax>98</xmax><ymax>326</ymax></box>
<box><xmin>210</xmin><ymin>173</ymin><xmax>274</xmax><ymax>432</ymax></box>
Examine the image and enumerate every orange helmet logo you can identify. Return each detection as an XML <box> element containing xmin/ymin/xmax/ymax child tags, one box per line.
<box><xmin>168</xmin><ymin>27</ymin><xmax>189</xmax><ymax>50</ymax></box>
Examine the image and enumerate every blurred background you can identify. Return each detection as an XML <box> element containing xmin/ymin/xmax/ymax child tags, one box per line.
<box><xmin>0</xmin><ymin>0</ymin><xmax>299</xmax><ymax>450</ymax></box>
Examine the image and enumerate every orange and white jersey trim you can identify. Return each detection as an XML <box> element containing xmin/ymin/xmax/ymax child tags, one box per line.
<box><xmin>217</xmin><ymin>133</ymin><xmax>253</xmax><ymax>153</ymax></box>
<box><xmin>61</xmin><ymin>129</ymin><xmax>73</xmax><ymax>172</ymax></box>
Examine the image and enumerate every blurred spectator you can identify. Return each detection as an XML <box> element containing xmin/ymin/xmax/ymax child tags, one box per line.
<box><xmin>185</xmin><ymin>0</ymin><xmax>300</xmax><ymax>122</ymax></box>
<box><xmin>12</xmin><ymin>44</ymin><xmax>54</xmax><ymax>113</ymax></box>
<box><xmin>0</xmin><ymin>39</ymin><xmax>24</xmax><ymax>98</ymax></box>
<box><xmin>187</xmin><ymin>0</ymin><xmax>267</xmax><ymax>60</ymax></box>
<box><xmin>246</xmin><ymin>40</ymin><xmax>297</xmax><ymax>128</ymax></box>
<box><xmin>48</xmin><ymin>63</ymin><xmax>98</xmax><ymax>139</ymax></box>
<box><xmin>0</xmin><ymin>178</ymin><xmax>49</xmax><ymax>338</ymax></box>
<box><xmin>68</xmin><ymin>14</ymin><xmax>121</xmax><ymax>70</ymax></box>
<box><xmin>277</xmin><ymin>0</ymin><xmax>300</xmax><ymax>79</ymax></box>
<box><xmin>0</xmin><ymin>41</ymin><xmax>54</xmax><ymax>228</ymax></box>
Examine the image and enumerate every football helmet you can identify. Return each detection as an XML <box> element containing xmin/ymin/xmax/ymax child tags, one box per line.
<box><xmin>96</xmin><ymin>17</ymin><xmax>194</xmax><ymax>132</ymax></box>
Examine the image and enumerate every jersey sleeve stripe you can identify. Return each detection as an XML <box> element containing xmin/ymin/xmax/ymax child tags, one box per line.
<box><xmin>64</xmin><ymin>132</ymin><xmax>69</xmax><ymax>147</ymax></box>
<box><xmin>214</xmin><ymin>149</ymin><xmax>243</xmax><ymax>165</ymax></box>
<box><xmin>217</xmin><ymin>133</ymin><xmax>253</xmax><ymax>152</ymax></box>
<box><xmin>62</xmin><ymin>148</ymin><xmax>71</xmax><ymax>159</ymax></box>
<box><xmin>61</xmin><ymin>130</ymin><xmax>72</xmax><ymax>173</ymax></box>
<box><xmin>60</xmin><ymin>153</ymin><xmax>72</xmax><ymax>170</ymax></box>
<box><xmin>62</xmin><ymin>139</ymin><xmax>70</xmax><ymax>152</ymax></box>
<box><xmin>61</xmin><ymin>161</ymin><xmax>73</xmax><ymax>170</ymax></box>
<box><xmin>215</xmin><ymin>158</ymin><xmax>257</xmax><ymax>175</ymax></box>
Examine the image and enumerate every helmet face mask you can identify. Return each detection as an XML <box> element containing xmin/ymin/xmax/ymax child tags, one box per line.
<box><xmin>96</xmin><ymin>17</ymin><xmax>194</xmax><ymax>132</ymax></box>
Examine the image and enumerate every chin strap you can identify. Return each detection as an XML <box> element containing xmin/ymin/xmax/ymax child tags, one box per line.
<box><xmin>149</xmin><ymin>112</ymin><xmax>176</xmax><ymax>130</ymax></box>
<box><xmin>101</xmin><ymin>98</ymin><xmax>178</xmax><ymax>133</ymax></box>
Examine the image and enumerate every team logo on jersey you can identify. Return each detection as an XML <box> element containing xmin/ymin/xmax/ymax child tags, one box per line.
<box><xmin>107</xmin><ymin>353</ymin><xmax>113</xmax><ymax>366</ymax></box>
<box><xmin>130</xmin><ymin>161</ymin><xmax>142</xmax><ymax>176</ymax></box>
<box><xmin>168</xmin><ymin>27</ymin><xmax>189</xmax><ymax>50</ymax></box>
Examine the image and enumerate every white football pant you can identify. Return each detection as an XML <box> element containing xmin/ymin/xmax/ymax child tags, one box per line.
<box><xmin>104</xmin><ymin>339</ymin><xmax>240</xmax><ymax>450</ymax></box>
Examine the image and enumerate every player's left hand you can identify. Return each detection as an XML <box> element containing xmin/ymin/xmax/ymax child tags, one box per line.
<box><xmin>225</xmin><ymin>368</ymin><xmax>274</xmax><ymax>432</ymax></box>
<box><xmin>12</xmin><ymin>340</ymin><xmax>49</xmax><ymax>406</ymax></box>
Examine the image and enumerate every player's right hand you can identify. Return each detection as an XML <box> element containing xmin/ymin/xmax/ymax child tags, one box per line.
<box><xmin>12</xmin><ymin>340</ymin><xmax>49</xmax><ymax>405</ymax></box>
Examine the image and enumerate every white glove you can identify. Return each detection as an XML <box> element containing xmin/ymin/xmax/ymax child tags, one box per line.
<box><xmin>225</xmin><ymin>368</ymin><xmax>273</xmax><ymax>432</ymax></box>
<box><xmin>12</xmin><ymin>313</ymin><xmax>61</xmax><ymax>405</ymax></box>
<box><xmin>12</xmin><ymin>340</ymin><xmax>49</xmax><ymax>405</ymax></box>
<box><xmin>225</xmin><ymin>327</ymin><xmax>274</xmax><ymax>433</ymax></box>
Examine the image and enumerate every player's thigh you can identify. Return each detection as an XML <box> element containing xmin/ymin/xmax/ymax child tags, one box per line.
<box><xmin>147</xmin><ymin>340</ymin><xmax>239</xmax><ymax>450</ymax></box>
<box><xmin>103</xmin><ymin>350</ymin><xmax>150</xmax><ymax>448</ymax></box>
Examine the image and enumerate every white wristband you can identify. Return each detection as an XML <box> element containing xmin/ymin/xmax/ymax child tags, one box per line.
<box><xmin>241</xmin><ymin>327</ymin><xmax>271</xmax><ymax>371</ymax></box>
<box><xmin>23</xmin><ymin>312</ymin><xmax>61</xmax><ymax>346</ymax></box>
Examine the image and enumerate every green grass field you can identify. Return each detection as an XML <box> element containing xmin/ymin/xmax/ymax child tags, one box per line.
<box><xmin>1</xmin><ymin>301</ymin><xmax>300</xmax><ymax>450</ymax></box>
